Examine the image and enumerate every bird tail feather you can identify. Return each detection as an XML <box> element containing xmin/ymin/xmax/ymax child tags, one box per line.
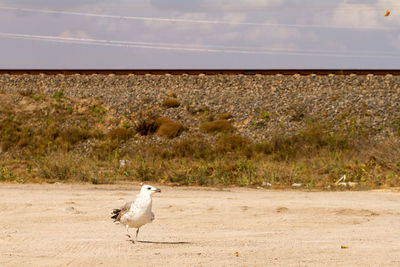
<box><xmin>110</xmin><ymin>208</ymin><xmax>121</xmax><ymax>221</ymax></box>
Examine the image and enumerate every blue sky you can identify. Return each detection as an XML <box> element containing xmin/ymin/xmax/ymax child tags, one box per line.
<box><xmin>0</xmin><ymin>0</ymin><xmax>399</xmax><ymax>69</ymax></box>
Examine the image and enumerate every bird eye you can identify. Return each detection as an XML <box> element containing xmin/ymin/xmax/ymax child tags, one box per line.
<box><xmin>147</xmin><ymin>187</ymin><xmax>151</xmax><ymax>190</ymax></box>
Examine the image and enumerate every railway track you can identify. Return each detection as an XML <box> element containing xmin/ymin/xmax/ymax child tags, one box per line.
<box><xmin>0</xmin><ymin>69</ymin><xmax>399</xmax><ymax>75</ymax></box>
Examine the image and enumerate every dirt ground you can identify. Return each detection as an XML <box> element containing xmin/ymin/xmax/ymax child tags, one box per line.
<box><xmin>0</xmin><ymin>184</ymin><xmax>399</xmax><ymax>266</ymax></box>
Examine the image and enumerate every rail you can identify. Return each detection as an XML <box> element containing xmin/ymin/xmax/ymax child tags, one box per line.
<box><xmin>0</xmin><ymin>69</ymin><xmax>399</xmax><ymax>75</ymax></box>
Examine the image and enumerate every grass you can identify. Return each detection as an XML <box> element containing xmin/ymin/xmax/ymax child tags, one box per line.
<box><xmin>0</xmin><ymin>92</ymin><xmax>399</xmax><ymax>188</ymax></box>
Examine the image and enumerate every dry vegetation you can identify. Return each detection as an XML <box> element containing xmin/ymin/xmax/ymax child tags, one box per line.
<box><xmin>162</xmin><ymin>98</ymin><xmax>181</xmax><ymax>108</ymax></box>
<box><xmin>200</xmin><ymin>120</ymin><xmax>234</xmax><ymax>133</ymax></box>
<box><xmin>0</xmin><ymin>90</ymin><xmax>400</xmax><ymax>189</ymax></box>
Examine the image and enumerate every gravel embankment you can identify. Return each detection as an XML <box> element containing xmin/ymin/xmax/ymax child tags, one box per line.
<box><xmin>1</xmin><ymin>73</ymin><xmax>399</xmax><ymax>141</ymax></box>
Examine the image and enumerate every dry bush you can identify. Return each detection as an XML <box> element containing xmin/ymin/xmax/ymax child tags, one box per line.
<box><xmin>36</xmin><ymin>153</ymin><xmax>100</xmax><ymax>182</ymax></box>
<box><xmin>157</xmin><ymin>121</ymin><xmax>184</xmax><ymax>138</ymax></box>
<box><xmin>2</xmin><ymin>87</ymin><xmax>399</xmax><ymax>188</ymax></box>
<box><xmin>135</xmin><ymin>118</ymin><xmax>159</xmax><ymax>136</ymax></box>
<box><xmin>61</xmin><ymin>127</ymin><xmax>92</xmax><ymax>145</ymax></box>
<box><xmin>0</xmin><ymin>167</ymin><xmax>17</xmax><ymax>182</ymax></box>
<box><xmin>218</xmin><ymin>112</ymin><xmax>233</xmax><ymax>120</ymax></box>
<box><xmin>171</xmin><ymin>137</ymin><xmax>213</xmax><ymax>158</ymax></box>
<box><xmin>92</xmin><ymin>140</ymin><xmax>122</xmax><ymax>159</ymax></box>
<box><xmin>134</xmin><ymin>115</ymin><xmax>184</xmax><ymax>138</ymax></box>
<box><xmin>200</xmin><ymin>120</ymin><xmax>234</xmax><ymax>133</ymax></box>
<box><xmin>0</xmin><ymin>117</ymin><xmax>34</xmax><ymax>151</ymax></box>
<box><xmin>18</xmin><ymin>89</ymin><xmax>34</xmax><ymax>97</ymax></box>
<box><xmin>253</xmin><ymin>135</ymin><xmax>299</xmax><ymax>161</ymax></box>
<box><xmin>162</xmin><ymin>98</ymin><xmax>180</xmax><ymax>108</ymax></box>
<box><xmin>155</xmin><ymin>117</ymin><xmax>173</xmax><ymax>126</ymax></box>
<box><xmin>166</xmin><ymin>91</ymin><xmax>177</xmax><ymax>98</ymax></box>
<box><xmin>216</xmin><ymin>134</ymin><xmax>249</xmax><ymax>153</ymax></box>
<box><xmin>107</xmin><ymin>127</ymin><xmax>132</xmax><ymax>141</ymax></box>
<box><xmin>289</xmin><ymin>103</ymin><xmax>307</xmax><ymax>122</ymax></box>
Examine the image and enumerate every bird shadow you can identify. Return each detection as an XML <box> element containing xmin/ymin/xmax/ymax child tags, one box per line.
<box><xmin>127</xmin><ymin>240</ymin><xmax>191</xmax><ymax>245</ymax></box>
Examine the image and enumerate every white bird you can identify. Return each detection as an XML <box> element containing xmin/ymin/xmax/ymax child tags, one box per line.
<box><xmin>111</xmin><ymin>184</ymin><xmax>161</xmax><ymax>242</ymax></box>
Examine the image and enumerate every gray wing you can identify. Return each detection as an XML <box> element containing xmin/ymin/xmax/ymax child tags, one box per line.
<box><xmin>111</xmin><ymin>201</ymin><xmax>133</xmax><ymax>222</ymax></box>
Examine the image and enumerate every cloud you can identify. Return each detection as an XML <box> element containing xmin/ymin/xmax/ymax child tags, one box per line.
<box><xmin>203</xmin><ymin>0</ymin><xmax>285</xmax><ymax>8</ymax></box>
<box><xmin>59</xmin><ymin>30</ymin><xmax>90</xmax><ymax>39</ymax></box>
<box><xmin>1</xmin><ymin>0</ymin><xmax>399</xmax><ymax>69</ymax></box>
<box><xmin>0</xmin><ymin>0</ymin><xmax>108</xmax><ymax>8</ymax></box>
<box><xmin>149</xmin><ymin>0</ymin><xmax>205</xmax><ymax>11</ymax></box>
<box><xmin>149</xmin><ymin>0</ymin><xmax>286</xmax><ymax>12</ymax></box>
<box><xmin>329</xmin><ymin>3</ymin><xmax>380</xmax><ymax>29</ymax></box>
<box><xmin>243</xmin><ymin>23</ymin><xmax>303</xmax><ymax>50</ymax></box>
<box><xmin>222</xmin><ymin>13</ymin><xmax>247</xmax><ymax>24</ymax></box>
<box><xmin>392</xmin><ymin>34</ymin><xmax>400</xmax><ymax>48</ymax></box>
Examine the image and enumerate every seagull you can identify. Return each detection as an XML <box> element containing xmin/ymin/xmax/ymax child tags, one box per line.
<box><xmin>111</xmin><ymin>184</ymin><xmax>161</xmax><ymax>242</ymax></box>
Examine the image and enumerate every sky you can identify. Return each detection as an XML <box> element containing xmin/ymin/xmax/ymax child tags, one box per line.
<box><xmin>0</xmin><ymin>0</ymin><xmax>399</xmax><ymax>69</ymax></box>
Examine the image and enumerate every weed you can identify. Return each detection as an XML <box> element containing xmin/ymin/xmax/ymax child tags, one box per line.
<box><xmin>0</xmin><ymin>167</ymin><xmax>17</xmax><ymax>182</ymax></box>
<box><xmin>52</xmin><ymin>89</ymin><xmax>65</xmax><ymax>102</ymax></box>
<box><xmin>249</xmin><ymin>119</ymin><xmax>265</xmax><ymax>130</ymax></box>
<box><xmin>392</xmin><ymin>118</ymin><xmax>400</xmax><ymax>135</ymax></box>
<box><xmin>135</xmin><ymin>160</ymin><xmax>157</xmax><ymax>181</ymax></box>
<box><xmin>33</xmin><ymin>94</ymin><xmax>45</xmax><ymax>101</ymax></box>
<box><xmin>259</xmin><ymin>110</ymin><xmax>271</xmax><ymax>121</ymax></box>
<box><xmin>89</xmin><ymin>105</ymin><xmax>106</xmax><ymax>123</ymax></box>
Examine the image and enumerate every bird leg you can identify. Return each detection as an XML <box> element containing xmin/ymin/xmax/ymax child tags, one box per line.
<box><xmin>135</xmin><ymin>228</ymin><xmax>140</xmax><ymax>242</ymax></box>
<box><xmin>126</xmin><ymin>225</ymin><xmax>131</xmax><ymax>238</ymax></box>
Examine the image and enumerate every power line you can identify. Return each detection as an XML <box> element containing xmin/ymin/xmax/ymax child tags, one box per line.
<box><xmin>1</xmin><ymin>4</ymin><xmax>398</xmax><ymax>10</ymax></box>
<box><xmin>1</xmin><ymin>32</ymin><xmax>399</xmax><ymax>59</ymax></box>
<box><xmin>0</xmin><ymin>6</ymin><xmax>397</xmax><ymax>30</ymax></box>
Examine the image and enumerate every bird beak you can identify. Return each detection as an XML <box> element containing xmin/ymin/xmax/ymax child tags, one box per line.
<box><xmin>155</xmin><ymin>188</ymin><xmax>161</xmax><ymax>193</ymax></box>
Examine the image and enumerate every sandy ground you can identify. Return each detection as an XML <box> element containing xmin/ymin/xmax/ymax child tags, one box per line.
<box><xmin>0</xmin><ymin>184</ymin><xmax>399</xmax><ymax>267</ymax></box>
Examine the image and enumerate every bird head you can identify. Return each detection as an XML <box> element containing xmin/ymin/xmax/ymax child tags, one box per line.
<box><xmin>140</xmin><ymin>184</ymin><xmax>161</xmax><ymax>195</ymax></box>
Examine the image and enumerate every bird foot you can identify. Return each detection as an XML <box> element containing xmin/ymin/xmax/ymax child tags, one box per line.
<box><xmin>126</xmin><ymin>234</ymin><xmax>131</xmax><ymax>238</ymax></box>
